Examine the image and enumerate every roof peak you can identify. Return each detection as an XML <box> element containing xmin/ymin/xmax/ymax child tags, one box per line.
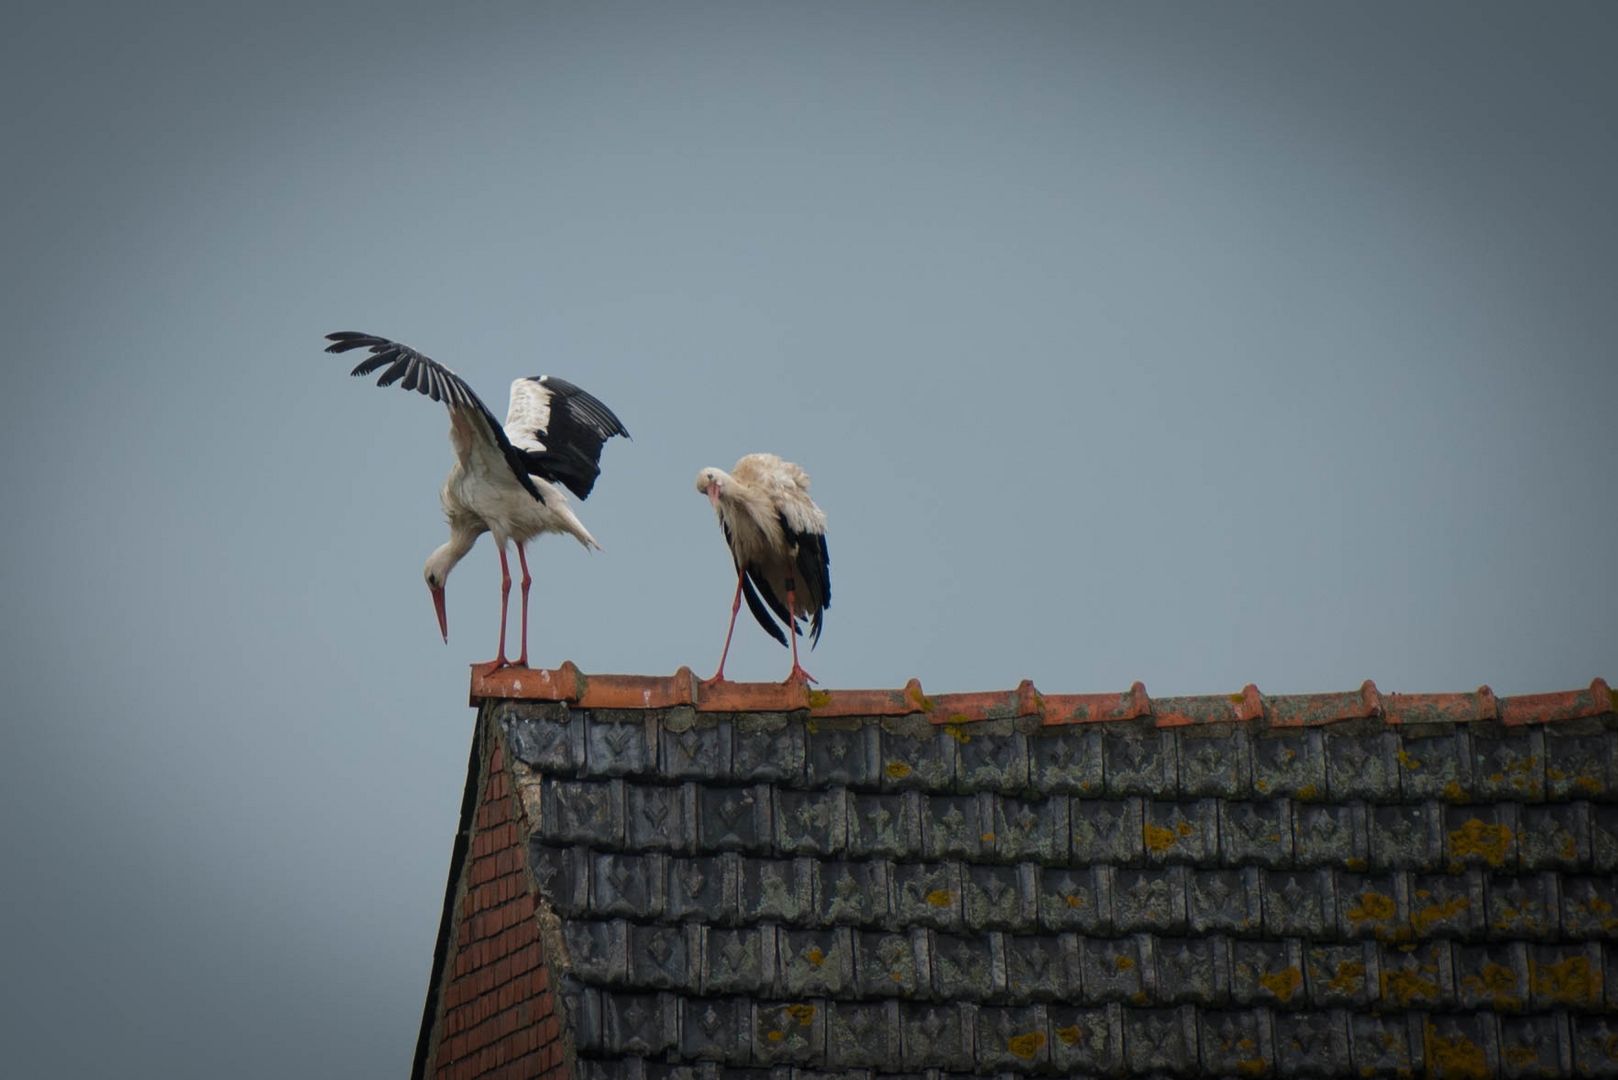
<box><xmin>469</xmin><ymin>663</ymin><xmax>1615</xmax><ymax>729</ymax></box>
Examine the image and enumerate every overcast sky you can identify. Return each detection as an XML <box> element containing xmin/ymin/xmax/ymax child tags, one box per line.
<box><xmin>2</xmin><ymin>2</ymin><xmax>1614</xmax><ymax>1075</ymax></box>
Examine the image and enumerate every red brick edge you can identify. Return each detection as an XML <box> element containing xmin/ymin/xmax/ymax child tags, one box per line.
<box><xmin>470</xmin><ymin>663</ymin><xmax>1615</xmax><ymax>730</ymax></box>
<box><xmin>421</xmin><ymin>727</ymin><xmax>569</xmax><ymax>1080</ymax></box>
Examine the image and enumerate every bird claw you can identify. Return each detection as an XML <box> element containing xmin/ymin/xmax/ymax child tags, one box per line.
<box><xmin>784</xmin><ymin>666</ymin><xmax>817</xmax><ymax>686</ymax></box>
<box><xmin>699</xmin><ymin>673</ymin><xmax>728</xmax><ymax>691</ymax></box>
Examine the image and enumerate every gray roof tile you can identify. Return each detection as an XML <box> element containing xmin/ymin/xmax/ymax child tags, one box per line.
<box><xmin>878</xmin><ymin>721</ymin><xmax>958</xmax><ymax>792</ymax></box>
<box><xmin>751</xmin><ymin>1000</ymin><xmax>825</xmax><ymax>1065</ymax></box>
<box><xmin>1324</xmin><ymin>729</ymin><xmax>1399</xmax><ymax>801</ymax></box>
<box><xmin>482</xmin><ymin>696</ymin><xmax>1618</xmax><ymax>1077</ymax></box>
<box><xmin>773</xmin><ymin>787</ymin><xmax>847</xmax><ymax>857</ymax></box>
<box><xmin>666</xmin><ymin>853</ymin><xmax>738</xmax><ymax>924</ymax></box>
<box><xmin>1123</xmin><ymin>1006</ymin><xmax>1197</xmax><ymax>1074</ymax></box>
<box><xmin>1177</xmin><ymin>727</ymin><xmax>1252</xmax><ymax>798</ymax></box>
<box><xmin>1545</xmin><ymin>730</ymin><xmax>1616</xmax><ymax>801</ymax></box>
<box><xmin>1186</xmin><ymin>867</ymin><xmax>1262</xmax><ymax>936</ymax></box>
<box><xmin>1071</xmin><ymin>796</ymin><xmax>1144</xmax><ymax>864</ymax></box>
<box><xmin>1500</xmin><ymin>1012</ymin><xmax>1571</xmax><ymax>1078</ymax></box>
<box><xmin>1521</xmin><ymin>801</ymin><xmax>1593</xmax><ymax>871</ymax></box>
<box><xmin>814</xmin><ymin>859</ymin><xmax>890</xmax><ymax>927</ymax></box>
<box><xmin>592</xmin><ymin>851</ymin><xmax>667</xmax><ymax>919</ymax></box>
<box><xmin>1343</xmin><ymin>1012</ymin><xmax>1415</xmax><ymax>1076</ymax></box>
<box><xmin>1113</xmin><ymin>865</ymin><xmax>1188</xmax><ymax>934</ymax></box>
<box><xmin>1036</xmin><ymin>864</ymin><xmax>1110</xmax><ymax>933</ymax></box>
<box><xmin>952</xmin><ymin>722</ymin><xmax>1028</xmax><ymax>792</ymax></box>
<box><xmin>1046</xmin><ymin>1002</ymin><xmax>1122</xmax><ymax>1074</ymax></box>
<box><xmin>1453</xmin><ymin>940</ymin><xmax>1530</xmax><ymax>1012</ymax></box>
<box><xmin>1292</xmin><ymin>800</ymin><xmax>1368</xmax><ymax>869</ymax></box>
<box><xmin>845</xmin><ymin>792</ymin><xmax>921</xmax><ymax>860</ymax></box>
<box><xmin>961</xmin><ymin>863</ymin><xmax>1035</xmax><ymax>932</ymax></box>
<box><xmin>1219</xmin><ymin>798</ymin><xmax>1294</xmax><ymax>867</ymax></box>
<box><xmin>1197</xmin><ymin>1007</ymin><xmax>1274</xmax><ymax>1076</ymax></box>
<box><xmin>679</xmin><ymin>996</ymin><xmax>749</xmax><ymax>1064</ymax></box>
<box><xmin>1027</xmin><ymin>727</ymin><xmax>1103</xmax><ymax>795</ymax></box>
<box><xmin>1251</xmin><ymin>730</ymin><xmax>1326</xmax><ymax>800</ymax></box>
<box><xmin>853</xmin><ymin>930</ymin><xmax>926</xmax><ymax>998</ymax></box>
<box><xmin>891</xmin><ymin>862</ymin><xmax>963</xmax><ymax>932</ymax></box>
<box><xmin>1143</xmin><ymin>798</ymin><xmax>1219</xmax><ymax>865</ymax></box>
<box><xmin>731</xmin><ymin>713</ymin><xmax>805</xmax><ymax>784</ymax></box>
<box><xmin>584</xmin><ymin>712</ymin><xmax>657</xmax><ymax>777</ymax></box>
<box><xmin>1102</xmin><ymin>729</ymin><xmax>1177</xmax><ymax>796</ymax></box>
<box><xmin>703</xmin><ymin>925</ymin><xmax>776</xmax><ymax>996</ymax></box>
<box><xmin>897</xmin><ymin>1002</ymin><xmax>973</xmax><ymax>1071</ymax></box>
<box><xmin>929</xmin><ymin>931</ymin><xmax>998</xmax><ymax>1001</ymax></box>
<box><xmin>805</xmin><ymin>721</ymin><xmax>881</xmax><ymax>789</ymax></box>
<box><xmin>973</xmin><ymin>1003</ymin><xmax>1049</xmax><ymax>1070</ymax></box>
<box><xmin>661</xmin><ymin>713</ymin><xmax>732</xmax><ymax>781</ymax></box>
<box><xmin>824</xmin><ymin>1000</ymin><xmax>900</xmax><ymax>1069</ymax></box>
<box><xmin>1278</xmin><ymin>1010</ymin><xmax>1355</xmax><ymax>1076</ymax></box>
<box><xmin>1474</xmin><ymin>728</ymin><xmax>1548</xmax><ymax>802</ymax></box>
<box><xmin>1397</xmin><ymin>728</ymin><xmax>1473</xmax><ymax>801</ymax></box>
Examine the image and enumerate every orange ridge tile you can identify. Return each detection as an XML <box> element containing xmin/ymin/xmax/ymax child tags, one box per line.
<box><xmin>468</xmin><ymin>665</ymin><xmax>1616</xmax><ymax>729</ymax></box>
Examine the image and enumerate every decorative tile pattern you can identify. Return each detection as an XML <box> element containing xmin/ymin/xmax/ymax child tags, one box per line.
<box><xmin>488</xmin><ymin>696</ymin><xmax>1618</xmax><ymax>1077</ymax></box>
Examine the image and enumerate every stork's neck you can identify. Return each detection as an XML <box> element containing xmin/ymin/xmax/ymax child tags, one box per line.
<box><xmin>427</xmin><ymin>522</ymin><xmax>481</xmax><ymax>582</ymax></box>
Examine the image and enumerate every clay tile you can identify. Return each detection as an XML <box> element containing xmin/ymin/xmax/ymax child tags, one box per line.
<box><xmin>1263</xmin><ymin>686</ymin><xmax>1381</xmax><ymax>728</ymax></box>
<box><xmin>468</xmin><ymin>660</ymin><xmax>583</xmax><ymax>705</ymax></box>
<box><xmin>693</xmin><ymin>678</ymin><xmax>808</xmax><ymax>713</ymax></box>
<box><xmin>1039</xmin><ymin>681</ymin><xmax>1150</xmax><ymax>726</ymax></box>
<box><xmin>1498</xmin><ymin>677</ymin><xmax>1616</xmax><ymax>726</ymax></box>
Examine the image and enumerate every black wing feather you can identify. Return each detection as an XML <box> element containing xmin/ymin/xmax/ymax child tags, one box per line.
<box><xmin>324</xmin><ymin>331</ymin><xmax>545</xmax><ymax>503</ymax></box>
<box><xmin>740</xmin><ymin>572</ymin><xmax>790</xmax><ymax>647</ymax></box>
<box><xmin>510</xmin><ymin>375</ymin><xmax>631</xmax><ymax>501</ymax></box>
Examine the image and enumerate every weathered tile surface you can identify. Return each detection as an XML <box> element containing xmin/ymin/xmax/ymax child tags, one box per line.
<box><xmin>489</xmin><ymin>698</ymin><xmax>1618</xmax><ymax>1077</ymax></box>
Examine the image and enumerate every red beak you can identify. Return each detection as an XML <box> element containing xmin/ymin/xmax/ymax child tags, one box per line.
<box><xmin>430</xmin><ymin>584</ymin><xmax>448</xmax><ymax>642</ymax></box>
<box><xmin>707</xmin><ymin>485</ymin><xmax>720</xmax><ymax>511</ymax></box>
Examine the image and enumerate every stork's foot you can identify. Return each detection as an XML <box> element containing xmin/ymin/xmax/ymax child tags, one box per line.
<box><xmin>480</xmin><ymin>656</ymin><xmax>530</xmax><ymax>673</ymax></box>
<box><xmin>783</xmin><ymin>665</ymin><xmax>817</xmax><ymax>686</ymax></box>
<box><xmin>699</xmin><ymin>671</ymin><xmax>729</xmax><ymax>691</ymax></box>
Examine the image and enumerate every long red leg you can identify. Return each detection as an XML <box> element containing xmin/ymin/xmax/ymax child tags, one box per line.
<box><xmin>703</xmin><ymin>572</ymin><xmax>745</xmax><ymax>686</ymax></box>
<box><xmin>784</xmin><ymin>583</ymin><xmax>815</xmax><ymax>685</ymax></box>
<box><xmin>515</xmin><ymin>542</ymin><xmax>532</xmax><ymax>668</ymax></box>
<box><xmin>493</xmin><ymin>542</ymin><xmax>512</xmax><ymax>668</ymax></box>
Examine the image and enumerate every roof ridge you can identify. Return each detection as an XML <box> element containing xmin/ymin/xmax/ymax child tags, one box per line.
<box><xmin>469</xmin><ymin>665</ymin><xmax>1615</xmax><ymax>729</ymax></box>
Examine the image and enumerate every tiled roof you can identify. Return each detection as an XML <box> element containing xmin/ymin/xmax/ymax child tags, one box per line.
<box><xmin>423</xmin><ymin>668</ymin><xmax>1618</xmax><ymax>1078</ymax></box>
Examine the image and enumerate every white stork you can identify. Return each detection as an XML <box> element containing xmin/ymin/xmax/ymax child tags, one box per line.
<box><xmin>325</xmin><ymin>331</ymin><xmax>629</xmax><ymax>669</ymax></box>
<box><xmin>694</xmin><ymin>453</ymin><xmax>830</xmax><ymax>685</ymax></box>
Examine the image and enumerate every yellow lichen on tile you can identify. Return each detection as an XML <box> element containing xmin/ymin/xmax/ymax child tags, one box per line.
<box><xmin>1327</xmin><ymin>960</ymin><xmax>1366</xmax><ymax>995</ymax></box>
<box><xmin>884</xmin><ymin>760</ymin><xmax>912</xmax><ymax>779</ymax></box>
<box><xmin>925</xmin><ymin>889</ymin><xmax>953</xmax><ymax>908</ymax></box>
<box><xmin>1259</xmin><ymin>966</ymin><xmax>1302</xmax><ymax>1002</ymax></box>
<box><xmin>1448</xmin><ymin>818</ymin><xmax>1513</xmax><ymax>866</ymax></box>
<box><xmin>805</xmin><ymin>947</ymin><xmax>825</xmax><ymax>967</ymax></box>
<box><xmin>1114</xmin><ymin>954</ymin><xmax>1135</xmax><ymax>971</ymax></box>
<box><xmin>1410</xmin><ymin>895</ymin><xmax>1470</xmax><ymax>934</ymax></box>
<box><xmin>1530</xmin><ymin>954</ymin><xmax>1598</xmax><ymax>1004</ymax></box>
<box><xmin>1347</xmin><ymin>891</ymin><xmax>1397</xmax><ymax>925</ymax></box>
<box><xmin>1144</xmin><ymin>823</ymin><xmax>1177</xmax><ymax>852</ymax></box>
<box><xmin>1054</xmin><ymin>1024</ymin><xmax>1083</xmax><ymax>1047</ymax></box>
<box><xmin>1382</xmin><ymin>966</ymin><xmax>1440</xmax><ymax>1005</ymax></box>
<box><xmin>1007</xmin><ymin>1031</ymin><xmax>1046</xmax><ymax>1060</ymax></box>
<box><xmin>1425</xmin><ymin>1025</ymin><xmax>1489</xmax><ymax>1080</ymax></box>
<box><xmin>784</xmin><ymin>1003</ymin><xmax>816</xmax><ymax>1025</ymax></box>
<box><xmin>1460</xmin><ymin>962</ymin><xmax>1521</xmax><ymax>1009</ymax></box>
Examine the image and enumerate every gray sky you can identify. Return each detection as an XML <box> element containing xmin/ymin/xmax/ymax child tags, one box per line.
<box><xmin>2</xmin><ymin>1</ymin><xmax>1614</xmax><ymax>1075</ymax></box>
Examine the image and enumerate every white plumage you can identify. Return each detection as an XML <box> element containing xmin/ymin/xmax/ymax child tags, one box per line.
<box><xmin>695</xmin><ymin>453</ymin><xmax>831</xmax><ymax>684</ymax></box>
<box><xmin>326</xmin><ymin>331</ymin><xmax>629</xmax><ymax>668</ymax></box>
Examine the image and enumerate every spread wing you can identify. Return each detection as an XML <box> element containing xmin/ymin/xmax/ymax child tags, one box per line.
<box><xmin>324</xmin><ymin>331</ymin><xmax>544</xmax><ymax>502</ymax></box>
<box><xmin>504</xmin><ymin>376</ymin><xmax>631</xmax><ymax>500</ymax></box>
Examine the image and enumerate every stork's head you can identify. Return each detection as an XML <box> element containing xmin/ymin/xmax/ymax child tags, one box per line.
<box><xmin>423</xmin><ymin>550</ymin><xmax>459</xmax><ymax>643</ymax></box>
<box><xmin>695</xmin><ymin>467</ymin><xmax>728</xmax><ymax>511</ymax></box>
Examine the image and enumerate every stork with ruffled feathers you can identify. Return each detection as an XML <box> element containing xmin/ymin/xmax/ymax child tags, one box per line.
<box><xmin>325</xmin><ymin>331</ymin><xmax>629</xmax><ymax>669</ymax></box>
<box><xmin>695</xmin><ymin>453</ymin><xmax>830</xmax><ymax>685</ymax></box>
